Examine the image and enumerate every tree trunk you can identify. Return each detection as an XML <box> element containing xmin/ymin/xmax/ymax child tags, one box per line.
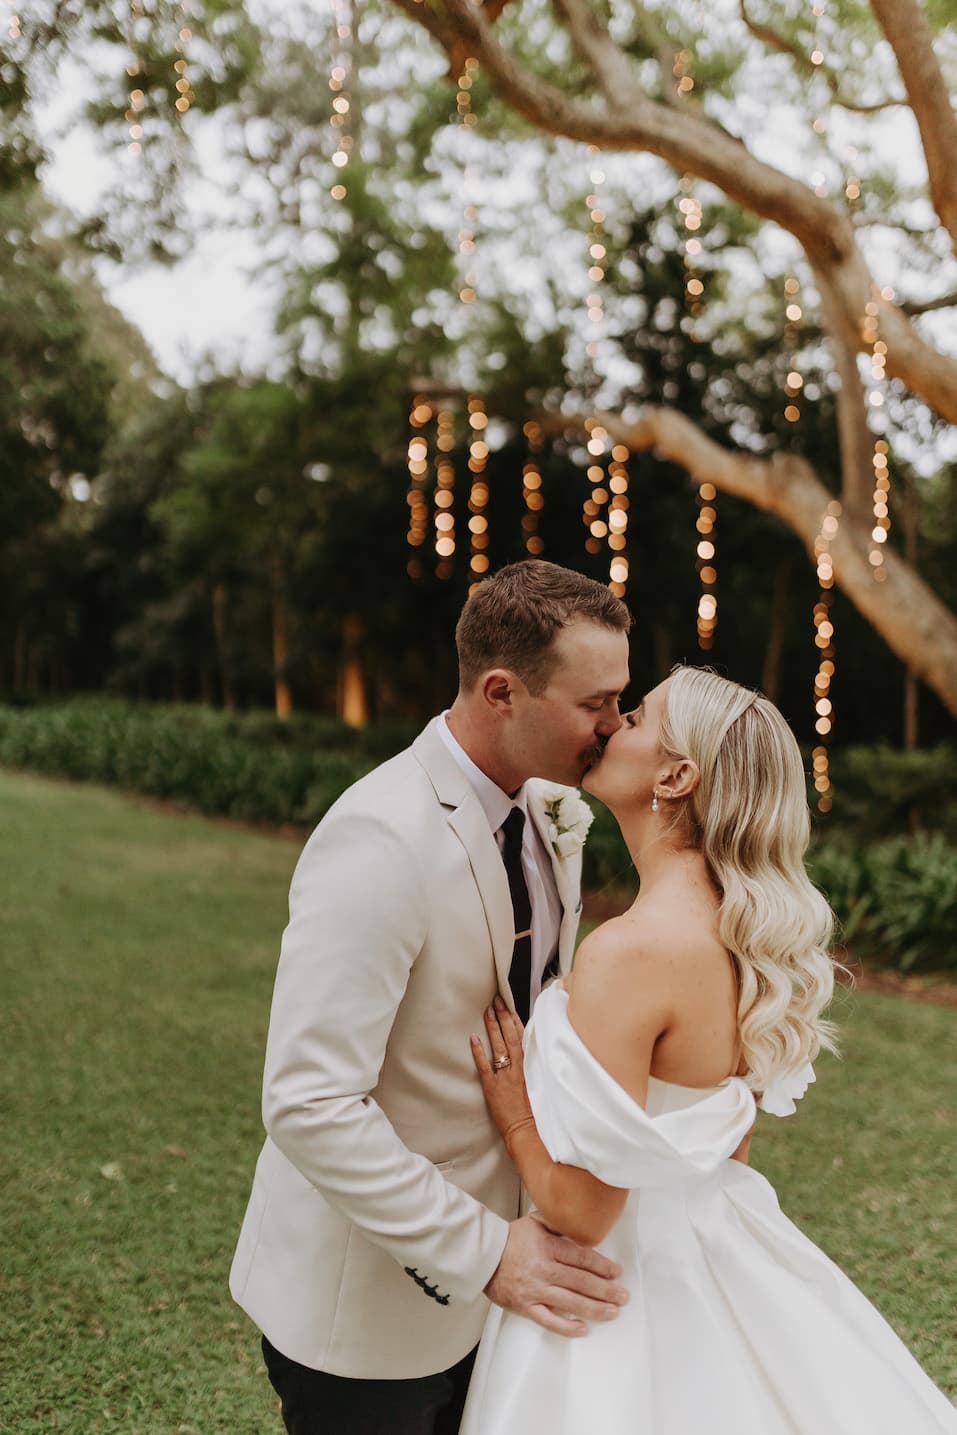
<box><xmin>13</xmin><ymin>622</ymin><xmax>26</xmax><ymax>695</ymax></box>
<box><xmin>338</xmin><ymin>615</ymin><xmax>369</xmax><ymax>729</ymax></box>
<box><xmin>270</xmin><ymin>549</ymin><xmax>293</xmax><ymax>721</ymax></box>
<box><xmin>761</xmin><ymin>558</ymin><xmax>793</xmax><ymax>705</ymax></box>
<box><xmin>650</xmin><ymin>620</ymin><xmax>673</xmax><ymax>685</ymax></box>
<box><xmin>211</xmin><ymin>582</ymin><xmax>237</xmax><ymax>712</ymax></box>
<box><xmin>902</xmin><ymin>470</ymin><xmax>920</xmax><ymax>751</ymax></box>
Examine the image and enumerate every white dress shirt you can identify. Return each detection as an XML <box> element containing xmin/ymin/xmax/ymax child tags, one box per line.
<box><xmin>438</xmin><ymin>714</ymin><xmax>563</xmax><ymax>1011</ymax></box>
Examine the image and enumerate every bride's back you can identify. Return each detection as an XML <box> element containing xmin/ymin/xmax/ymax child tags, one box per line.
<box><xmin>567</xmin><ymin>851</ymin><xmax>743</xmax><ymax>1108</ymax></box>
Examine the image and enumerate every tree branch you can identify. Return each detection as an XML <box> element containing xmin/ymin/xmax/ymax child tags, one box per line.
<box><xmin>738</xmin><ymin>0</ymin><xmax>906</xmax><ymax>113</ymax></box>
<box><xmin>549</xmin><ymin>0</ymin><xmax>640</xmax><ymax>112</ymax></box>
<box><xmin>901</xmin><ymin>287</ymin><xmax>957</xmax><ymax>317</ymax></box>
<box><xmin>392</xmin><ymin>0</ymin><xmax>957</xmax><ymax>426</ymax></box>
<box><xmin>869</xmin><ymin>0</ymin><xmax>957</xmax><ymax>253</ymax></box>
<box><xmin>541</xmin><ymin>404</ymin><xmax>957</xmax><ymax>716</ymax></box>
<box><xmin>815</xmin><ymin>268</ymin><xmax>874</xmax><ymax>517</ymax></box>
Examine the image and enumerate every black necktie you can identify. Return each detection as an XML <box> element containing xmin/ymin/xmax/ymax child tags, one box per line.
<box><xmin>500</xmin><ymin>807</ymin><xmax>533</xmax><ymax>1024</ymax></box>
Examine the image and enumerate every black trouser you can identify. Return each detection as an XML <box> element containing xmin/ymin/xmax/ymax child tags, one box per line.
<box><xmin>261</xmin><ymin>1335</ymin><xmax>478</xmax><ymax>1435</ymax></box>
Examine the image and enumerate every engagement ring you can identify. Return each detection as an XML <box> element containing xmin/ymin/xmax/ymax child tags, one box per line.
<box><xmin>493</xmin><ymin>1056</ymin><xmax>511</xmax><ymax>1071</ymax></box>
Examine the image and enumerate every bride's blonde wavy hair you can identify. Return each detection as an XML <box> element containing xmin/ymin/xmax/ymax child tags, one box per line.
<box><xmin>659</xmin><ymin>666</ymin><xmax>838</xmax><ymax>1091</ymax></box>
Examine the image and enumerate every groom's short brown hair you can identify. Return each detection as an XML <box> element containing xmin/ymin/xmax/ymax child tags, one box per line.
<box><xmin>455</xmin><ymin>560</ymin><xmax>631</xmax><ymax>695</ymax></box>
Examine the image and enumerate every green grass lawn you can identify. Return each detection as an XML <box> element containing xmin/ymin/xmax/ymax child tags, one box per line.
<box><xmin>1</xmin><ymin>767</ymin><xmax>955</xmax><ymax>1432</ymax></box>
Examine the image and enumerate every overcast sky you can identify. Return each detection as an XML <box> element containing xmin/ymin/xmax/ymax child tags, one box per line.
<box><xmin>38</xmin><ymin>53</ymin><xmax>283</xmax><ymax>382</ymax></box>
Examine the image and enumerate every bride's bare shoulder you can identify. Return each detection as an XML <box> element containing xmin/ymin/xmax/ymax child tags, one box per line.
<box><xmin>569</xmin><ymin>910</ymin><xmax>678</xmax><ymax>1015</ymax></box>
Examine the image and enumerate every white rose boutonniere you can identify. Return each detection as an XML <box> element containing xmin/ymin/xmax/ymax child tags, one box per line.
<box><xmin>543</xmin><ymin>789</ymin><xmax>594</xmax><ymax>859</ymax></box>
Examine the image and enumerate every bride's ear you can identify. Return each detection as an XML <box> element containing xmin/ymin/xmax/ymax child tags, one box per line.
<box><xmin>657</xmin><ymin>757</ymin><xmax>700</xmax><ymax>801</ymax></box>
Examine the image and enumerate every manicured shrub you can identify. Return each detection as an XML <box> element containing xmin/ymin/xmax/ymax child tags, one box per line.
<box><xmin>2</xmin><ymin>701</ymin><xmax>954</xmax><ymax>971</ymax></box>
<box><xmin>811</xmin><ymin>743</ymin><xmax>957</xmax><ymax>840</ymax></box>
<box><xmin>809</xmin><ymin>834</ymin><xmax>957</xmax><ymax>972</ymax></box>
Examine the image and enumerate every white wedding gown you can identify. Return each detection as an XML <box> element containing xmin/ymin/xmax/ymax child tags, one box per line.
<box><xmin>461</xmin><ymin>983</ymin><xmax>957</xmax><ymax>1435</ymax></box>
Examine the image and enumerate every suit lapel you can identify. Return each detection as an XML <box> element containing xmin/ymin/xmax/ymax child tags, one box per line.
<box><xmin>413</xmin><ymin>720</ymin><xmax>516</xmax><ymax>1004</ymax></box>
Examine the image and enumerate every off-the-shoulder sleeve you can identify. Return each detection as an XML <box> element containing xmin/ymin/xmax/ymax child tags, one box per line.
<box><xmin>524</xmin><ymin>986</ymin><xmax>756</xmax><ymax>1190</ymax></box>
<box><xmin>756</xmin><ymin>1061</ymin><xmax>816</xmax><ymax>1117</ymax></box>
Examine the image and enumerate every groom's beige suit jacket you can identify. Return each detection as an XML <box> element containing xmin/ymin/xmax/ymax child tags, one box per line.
<box><xmin>229</xmin><ymin>717</ymin><xmax>584</xmax><ymax>1378</ymax></box>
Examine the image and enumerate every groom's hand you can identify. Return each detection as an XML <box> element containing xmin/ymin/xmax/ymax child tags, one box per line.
<box><xmin>484</xmin><ymin>1214</ymin><xmax>628</xmax><ymax>1337</ymax></box>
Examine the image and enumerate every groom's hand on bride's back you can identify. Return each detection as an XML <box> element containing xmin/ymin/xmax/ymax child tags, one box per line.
<box><xmin>484</xmin><ymin>1213</ymin><xmax>628</xmax><ymax>1337</ymax></box>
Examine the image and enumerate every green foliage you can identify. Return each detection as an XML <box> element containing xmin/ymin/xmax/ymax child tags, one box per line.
<box><xmin>809</xmin><ymin>834</ymin><xmax>957</xmax><ymax>973</ymax></box>
<box><xmin>817</xmin><ymin>744</ymin><xmax>957</xmax><ymax>840</ymax></box>
<box><xmin>0</xmin><ymin>699</ymin><xmax>368</xmax><ymax>826</ymax></box>
<box><xmin>3</xmin><ymin>702</ymin><xmax>955</xmax><ymax>974</ymax></box>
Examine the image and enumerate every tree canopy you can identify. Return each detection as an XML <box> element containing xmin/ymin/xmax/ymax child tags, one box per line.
<box><xmin>4</xmin><ymin>0</ymin><xmax>956</xmax><ymax>738</ymax></box>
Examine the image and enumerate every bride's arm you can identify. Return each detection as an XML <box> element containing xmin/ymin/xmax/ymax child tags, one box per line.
<box><xmin>471</xmin><ymin>925</ymin><xmax>674</xmax><ymax>1247</ymax></box>
<box><xmin>471</xmin><ymin>999</ymin><xmax>628</xmax><ymax>1248</ymax></box>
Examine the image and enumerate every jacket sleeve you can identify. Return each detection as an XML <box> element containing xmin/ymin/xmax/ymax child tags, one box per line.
<box><xmin>260</xmin><ymin>807</ymin><xmax>509</xmax><ymax>1305</ymax></box>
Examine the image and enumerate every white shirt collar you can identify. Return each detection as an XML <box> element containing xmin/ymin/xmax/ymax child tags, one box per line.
<box><xmin>438</xmin><ymin>712</ymin><xmax>525</xmax><ymax>834</ymax></box>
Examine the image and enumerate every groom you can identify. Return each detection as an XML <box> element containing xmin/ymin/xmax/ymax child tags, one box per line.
<box><xmin>230</xmin><ymin>560</ymin><xmax>633</xmax><ymax>1435</ymax></box>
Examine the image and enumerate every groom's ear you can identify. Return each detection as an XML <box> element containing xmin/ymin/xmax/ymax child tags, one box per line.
<box><xmin>481</xmin><ymin>668</ymin><xmax>517</xmax><ymax>712</ymax></box>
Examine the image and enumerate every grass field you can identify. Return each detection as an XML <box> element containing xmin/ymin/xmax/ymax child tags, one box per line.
<box><xmin>1</xmin><ymin>767</ymin><xmax>955</xmax><ymax>1432</ymax></box>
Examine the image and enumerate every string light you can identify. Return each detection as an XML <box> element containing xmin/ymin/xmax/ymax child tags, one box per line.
<box><xmin>606</xmin><ymin>442</ymin><xmax>630</xmax><ymax>597</ymax></box>
<box><xmin>406</xmin><ymin>396</ymin><xmax>433</xmax><ymax>578</ymax></box>
<box><xmin>861</xmin><ymin>289</ymin><xmax>895</xmax><ymax>582</ymax></box>
<box><xmin>695</xmin><ymin>483</ymin><xmax>718</xmax><ymax>648</ymax></box>
<box><xmin>783</xmin><ymin>275</ymin><xmax>804</xmax><ymax>423</ymax></box>
<box><xmin>467</xmin><ymin>397</ymin><xmax>490</xmax><ymax>590</ymax></box>
<box><xmin>811</xmin><ymin>498</ymin><xmax>842</xmax><ymax>812</ymax></box>
<box><xmin>172</xmin><ymin>2</ymin><xmax>193</xmax><ymax>117</ymax></box>
<box><xmin>434</xmin><ymin>408</ymin><xmax>456</xmax><ymax>579</ymax></box>
<box><xmin>522</xmin><ymin>422</ymin><xmax>545</xmax><ymax>557</ymax></box>
<box><xmin>455</xmin><ymin>59</ymin><xmax>491</xmax><ymax>591</ymax></box>
<box><xmin>672</xmin><ymin>48</ymin><xmax>695</xmax><ymax>99</ymax></box>
<box><xmin>677</xmin><ymin>164</ymin><xmax>715</xmax><ymax>645</ymax></box>
<box><xmin>8</xmin><ymin>12</ymin><xmax>21</xmax><ymax>40</ymax></box>
<box><xmin>125</xmin><ymin>1</ymin><xmax>147</xmax><ymax>157</ymax></box>
<box><xmin>328</xmin><ymin>0</ymin><xmax>353</xmax><ymax>200</ymax></box>
<box><xmin>581</xmin><ymin>149</ymin><xmax>610</xmax><ymax>561</ymax></box>
<box><xmin>582</xmin><ymin>418</ymin><xmax>608</xmax><ymax>557</ymax></box>
<box><xmin>456</xmin><ymin>57</ymin><xmax>480</xmax><ymax>304</ymax></box>
<box><xmin>677</xmin><ymin>173</ymin><xmax>704</xmax><ymax>331</ymax></box>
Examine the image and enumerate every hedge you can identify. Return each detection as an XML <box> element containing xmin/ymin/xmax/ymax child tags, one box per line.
<box><xmin>1</xmin><ymin>699</ymin><xmax>954</xmax><ymax>970</ymax></box>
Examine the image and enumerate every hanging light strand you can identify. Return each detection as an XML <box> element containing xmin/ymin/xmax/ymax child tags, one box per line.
<box><xmin>581</xmin><ymin>149</ymin><xmax>612</xmax><ymax>566</ymax></box>
<box><xmin>861</xmin><ymin>288</ymin><xmax>896</xmax><ymax>582</ymax></box>
<box><xmin>406</xmin><ymin>397</ymin><xmax>433</xmax><ymax>579</ymax></box>
<box><xmin>328</xmin><ymin>0</ymin><xmax>353</xmax><ymax>200</ymax></box>
<box><xmin>677</xmin><ymin>163</ymin><xmax>715</xmax><ymax>646</ymax></box>
<box><xmin>607</xmin><ymin>442</ymin><xmax>630</xmax><ymax>598</ymax></box>
<box><xmin>521</xmin><ymin>422</ymin><xmax>546</xmax><ymax>557</ymax></box>
<box><xmin>125</xmin><ymin>1</ymin><xmax>147</xmax><ymax>157</ymax></box>
<box><xmin>811</xmin><ymin>498</ymin><xmax>842</xmax><ymax>813</ymax></box>
<box><xmin>433</xmin><ymin>408</ymin><xmax>456</xmax><ymax>578</ymax></box>
<box><xmin>694</xmin><ymin>483</ymin><xmax>718</xmax><ymax>648</ymax></box>
<box><xmin>467</xmin><ymin>397</ymin><xmax>490</xmax><ymax>589</ymax></box>
<box><xmin>677</xmin><ymin>174</ymin><xmax>705</xmax><ymax>328</ymax></box>
<box><xmin>808</xmin><ymin>0</ymin><xmax>829</xmax><ymax>147</ymax></box>
<box><xmin>457</xmin><ymin>59</ymin><xmax>488</xmax><ymax>591</ymax></box>
<box><xmin>172</xmin><ymin>2</ymin><xmax>193</xmax><ymax>117</ymax></box>
<box><xmin>783</xmin><ymin>275</ymin><xmax>804</xmax><ymax>424</ymax></box>
<box><xmin>583</xmin><ymin>418</ymin><xmax>609</xmax><ymax>557</ymax></box>
<box><xmin>456</xmin><ymin>57</ymin><xmax>480</xmax><ymax>306</ymax></box>
<box><xmin>433</xmin><ymin>404</ymin><xmax>456</xmax><ymax>576</ymax></box>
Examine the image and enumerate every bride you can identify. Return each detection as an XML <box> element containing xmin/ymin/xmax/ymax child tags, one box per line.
<box><xmin>462</xmin><ymin>666</ymin><xmax>957</xmax><ymax>1435</ymax></box>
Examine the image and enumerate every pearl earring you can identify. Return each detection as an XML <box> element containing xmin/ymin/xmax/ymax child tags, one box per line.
<box><xmin>652</xmin><ymin>791</ymin><xmax>659</xmax><ymax>813</ymax></box>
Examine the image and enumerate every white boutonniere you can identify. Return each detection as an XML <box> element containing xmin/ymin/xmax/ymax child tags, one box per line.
<box><xmin>543</xmin><ymin>789</ymin><xmax>594</xmax><ymax>859</ymax></box>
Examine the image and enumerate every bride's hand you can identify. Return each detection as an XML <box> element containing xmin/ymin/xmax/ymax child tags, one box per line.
<box><xmin>470</xmin><ymin>995</ymin><xmax>535</xmax><ymax>1144</ymax></box>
